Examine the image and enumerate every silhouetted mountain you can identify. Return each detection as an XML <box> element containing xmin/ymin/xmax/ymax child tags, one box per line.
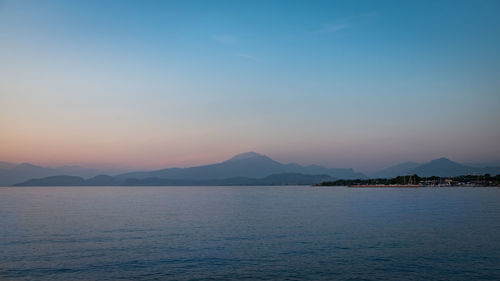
<box><xmin>412</xmin><ymin>158</ymin><xmax>472</xmax><ymax>177</ymax></box>
<box><xmin>56</xmin><ymin>165</ymin><xmax>103</xmax><ymax>179</ymax></box>
<box><xmin>0</xmin><ymin>163</ymin><xmax>60</xmax><ymax>186</ymax></box>
<box><xmin>15</xmin><ymin>175</ymin><xmax>86</xmax><ymax>186</ymax></box>
<box><xmin>371</xmin><ymin>158</ymin><xmax>500</xmax><ymax>178</ymax></box>
<box><xmin>118</xmin><ymin>152</ymin><xmax>366</xmax><ymax>180</ymax></box>
<box><xmin>411</xmin><ymin>157</ymin><xmax>500</xmax><ymax>177</ymax></box>
<box><xmin>294</xmin><ymin>164</ymin><xmax>365</xmax><ymax>180</ymax></box>
<box><xmin>125</xmin><ymin>173</ymin><xmax>333</xmax><ymax>186</ymax></box>
<box><xmin>257</xmin><ymin>173</ymin><xmax>333</xmax><ymax>185</ymax></box>
<box><xmin>85</xmin><ymin>175</ymin><xmax>122</xmax><ymax>186</ymax></box>
<box><xmin>369</xmin><ymin>162</ymin><xmax>420</xmax><ymax>178</ymax></box>
<box><xmin>10</xmin><ymin>154</ymin><xmax>499</xmax><ymax>186</ymax></box>
<box><xmin>16</xmin><ymin>173</ymin><xmax>333</xmax><ymax>186</ymax></box>
<box><xmin>0</xmin><ymin>162</ymin><xmax>115</xmax><ymax>186</ymax></box>
<box><xmin>2</xmin><ymin>153</ymin><xmax>356</xmax><ymax>186</ymax></box>
<box><xmin>226</xmin><ymin>152</ymin><xmax>264</xmax><ymax>161</ymax></box>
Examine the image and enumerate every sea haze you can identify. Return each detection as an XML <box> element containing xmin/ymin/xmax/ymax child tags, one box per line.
<box><xmin>1</xmin><ymin>186</ymin><xmax>500</xmax><ymax>280</ymax></box>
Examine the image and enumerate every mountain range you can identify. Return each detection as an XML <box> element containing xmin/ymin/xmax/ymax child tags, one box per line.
<box><xmin>12</xmin><ymin>152</ymin><xmax>362</xmax><ymax>186</ymax></box>
<box><xmin>15</xmin><ymin>173</ymin><xmax>334</xmax><ymax>187</ymax></box>
<box><xmin>369</xmin><ymin>157</ymin><xmax>500</xmax><ymax>178</ymax></box>
<box><xmin>116</xmin><ymin>152</ymin><xmax>365</xmax><ymax>181</ymax></box>
<box><xmin>0</xmin><ymin>163</ymin><xmax>110</xmax><ymax>186</ymax></box>
<box><xmin>3</xmin><ymin>152</ymin><xmax>500</xmax><ymax>186</ymax></box>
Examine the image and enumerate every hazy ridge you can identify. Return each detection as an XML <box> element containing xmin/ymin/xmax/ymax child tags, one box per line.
<box><xmin>4</xmin><ymin>153</ymin><xmax>500</xmax><ymax>186</ymax></box>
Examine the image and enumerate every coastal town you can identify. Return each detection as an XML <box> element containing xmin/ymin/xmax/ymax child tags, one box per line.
<box><xmin>316</xmin><ymin>174</ymin><xmax>500</xmax><ymax>187</ymax></box>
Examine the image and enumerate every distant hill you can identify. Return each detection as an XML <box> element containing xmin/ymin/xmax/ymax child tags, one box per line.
<box><xmin>371</xmin><ymin>158</ymin><xmax>500</xmax><ymax>178</ymax></box>
<box><xmin>2</xmin><ymin>152</ymin><xmax>363</xmax><ymax>186</ymax></box>
<box><xmin>15</xmin><ymin>173</ymin><xmax>334</xmax><ymax>186</ymax></box>
<box><xmin>16</xmin><ymin>175</ymin><xmax>87</xmax><ymax>186</ymax></box>
<box><xmin>369</xmin><ymin>162</ymin><xmax>420</xmax><ymax>178</ymax></box>
<box><xmin>117</xmin><ymin>152</ymin><xmax>366</xmax><ymax>180</ymax></box>
<box><xmin>122</xmin><ymin>173</ymin><xmax>333</xmax><ymax>186</ymax></box>
<box><xmin>0</xmin><ymin>163</ymin><xmax>61</xmax><ymax>186</ymax></box>
<box><xmin>15</xmin><ymin>174</ymin><xmax>124</xmax><ymax>186</ymax></box>
<box><xmin>56</xmin><ymin>165</ymin><xmax>104</xmax><ymax>179</ymax></box>
<box><xmin>8</xmin><ymin>153</ymin><xmax>500</xmax><ymax>186</ymax></box>
<box><xmin>411</xmin><ymin>158</ymin><xmax>473</xmax><ymax>177</ymax></box>
<box><xmin>0</xmin><ymin>162</ymin><xmax>114</xmax><ymax>186</ymax></box>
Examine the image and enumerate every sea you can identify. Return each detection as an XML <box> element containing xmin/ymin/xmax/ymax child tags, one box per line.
<box><xmin>1</xmin><ymin>186</ymin><xmax>500</xmax><ymax>280</ymax></box>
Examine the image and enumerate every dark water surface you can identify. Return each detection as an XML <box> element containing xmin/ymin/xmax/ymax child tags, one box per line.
<box><xmin>1</xmin><ymin>186</ymin><xmax>500</xmax><ymax>280</ymax></box>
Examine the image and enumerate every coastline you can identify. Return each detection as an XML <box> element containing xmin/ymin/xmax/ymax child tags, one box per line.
<box><xmin>349</xmin><ymin>184</ymin><xmax>422</xmax><ymax>188</ymax></box>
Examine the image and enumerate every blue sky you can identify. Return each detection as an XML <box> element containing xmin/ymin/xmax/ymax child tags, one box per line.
<box><xmin>1</xmin><ymin>0</ymin><xmax>499</xmax><ymax>172</ymax></box>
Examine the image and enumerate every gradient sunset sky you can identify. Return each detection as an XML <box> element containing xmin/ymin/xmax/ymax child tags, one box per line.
<box><xmin>1</xmin><ymin>0</ymin><xmax>499</xmax><ymax>172</ymax></box>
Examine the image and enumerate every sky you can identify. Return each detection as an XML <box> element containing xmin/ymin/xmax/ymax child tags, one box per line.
<box><xmin>1</xmin><ymin>0</ymin><xmax>499</xmax><ymax>173</ymax></box>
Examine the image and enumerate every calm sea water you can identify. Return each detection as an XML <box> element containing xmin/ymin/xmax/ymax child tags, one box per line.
<box><xmin>1</xmin><ymin>186</ymin><xmax>500</xmax><ymax>281</ymax></box>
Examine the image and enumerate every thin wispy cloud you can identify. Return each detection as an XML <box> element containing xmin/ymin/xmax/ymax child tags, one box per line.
<box><xmin>236</xmin><ymin>53</ymin><xmax>256</xmax><ymax>60</ymax></box>
<box><xmin>325</xmin><ymin>24</ymin><xmax>348</xmax><ymax>33</ymax></box>
<box><xmin>315</xmin><ymin>23</ymin><xmax>348</xmax><ymax>34</ymax></box>
<box><xmin>212</xmin><ymin>35</ymin><xmax>255</xmax><ymax>60</ymax></box>
<box><xmin>316</xmin><ymin>12</ymin><xmax>378</xmax><ymax>34</ymax></box>
<box><xmin>212</xmin><ymin>35</ymin><xmax>236</xmax><ymax>45</ymax></box>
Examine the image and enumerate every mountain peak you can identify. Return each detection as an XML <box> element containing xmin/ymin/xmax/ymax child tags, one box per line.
<box><xmin>227</xmin><ymin>152</ymin><xmax>266</xmax><ymax>161</ymax></box>
<box><xmin>16</xmin><ymin>163</ymin><xmax>42</xmax><ymax>169</ymax></box>
<box><xmin>430</xmin><ymin>157</ymin><xmax>454</xmax><ymax>164</ymax></box>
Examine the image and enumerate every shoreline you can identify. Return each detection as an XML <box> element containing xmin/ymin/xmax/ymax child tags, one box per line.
<box><xmin>349</xmin><ymin>184</ymin><xmax>422</xmax><ymax>188</ymax></box>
